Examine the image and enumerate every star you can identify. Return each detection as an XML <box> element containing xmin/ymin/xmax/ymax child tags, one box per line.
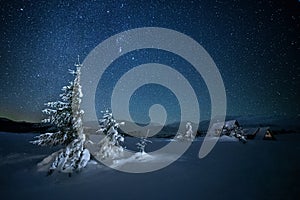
<box><xmin>0</xmin><ymin>0</ymin><xmax>299</xmax><ymax>122</ymax></box>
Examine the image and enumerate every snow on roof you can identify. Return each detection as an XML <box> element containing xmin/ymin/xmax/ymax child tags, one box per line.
<box><xmin>243</xmin><ymin>128</ymin><xmax>259</xmax><ymax>136</ymax></box>
<box><xmin>224</xmin><ymin>120</ymin><xmax>239</xmax><ymax>129</ymax></box>
<box><xmin>207</xmin><ymin>122</ymin><xmax>224</xmax><ymax>136</ymax></box>
<box><xmin>209</xmin><ymin>122</ymin><xmax>224</xmax><ymax>130</ymax></box>
<box><xmin>255</xmin><ymin>127</ymin><xmax>276</xmax><ymax>140</ymax></box>
<box><xmin>207</xmin><ymin>120</ymin><xmax>240</xmax><ymax>136</ymax></box>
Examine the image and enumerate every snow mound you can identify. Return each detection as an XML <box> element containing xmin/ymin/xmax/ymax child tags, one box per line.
<box><xmin>111</xmin><ymin>152</ymin><xmax>154</xmax><ymax>168</ymax></box>
<box><xmin>218</xmin><ymin>135</ymin><xmax>239</xmax><ymax>142</ymax></box>
<box><xmin>203</xmin><ymin>136</ymin><xmax>239</xmax><ymax>143</ymax></box>
<box><xmin>37</xmin><ymin>150</ymin><xmax>63</xmax><ymax>172</ymax></box>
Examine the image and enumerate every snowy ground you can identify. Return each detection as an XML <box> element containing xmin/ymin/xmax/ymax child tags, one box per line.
<box><xmin>1</xmin><ymin>132</ymin><xmax>299</xmax><ymax>200</ymax></box>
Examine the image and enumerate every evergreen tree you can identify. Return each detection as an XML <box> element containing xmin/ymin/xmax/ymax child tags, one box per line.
<box><xmin>176</xmin><ymin>122</ymin><xmax>194</xmax><ymax>141</ymax></box>
<box><xmin>185</xmin><ymin>122</ymin><xmax>194</xmax><ymax>139</ymax></box>
<box><xmin>136</xmin><ymin>130</ymin><xmax>152</xmax><ymax>153</ymax></box>
<box><xmin>96</xmin><ymin>110</ymin><xmax>124</xmax><ymax>159</ymax></box>
<box><xmin>31</xmin><ymin>58</ymin><xmax>90</xmax><ymax>173</ymax></box>
<box><xmin>136</xmin><ymin>137</ymin><xmax>152</xmax><ymax>153</ymax></box>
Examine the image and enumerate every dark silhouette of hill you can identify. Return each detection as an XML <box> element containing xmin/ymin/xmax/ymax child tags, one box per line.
<box><xmin>2</xmin><ymin>115</ymin><xmax>299</xmax><ymax>136</ymax></box>
<box><xmin>0</xmin><ymin>117</ymin><xmax>55</xmax><ymax>133</ymax></box>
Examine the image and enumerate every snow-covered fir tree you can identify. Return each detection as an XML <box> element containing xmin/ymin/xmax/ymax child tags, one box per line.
<box><xmin>96</xmin><ymin>110</ymin><xmax>125</xmax><ymax>160</ymax></box>
<box><xmin>31</xmin><ymin>57</ymin><xmax>90</xmax><ymax>174</ymax></box>
<box><xmin>185</xmin><ymin>122</ymin><xmax>194</xmax><ymax>139</ymax></box>
<box><xmin>136</xmin><ymin>130</ymin><xmax>152</xmax><ymax>153</ymax></box>
<box><xmin>176</xmin><ymin>122</ymin><xmax>194</xmax><ymax>141</ymax></box>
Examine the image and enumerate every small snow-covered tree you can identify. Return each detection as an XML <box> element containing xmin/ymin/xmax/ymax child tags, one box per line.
<box><xmin>31</xmin><ymin>58</ymin><xmax>90</xmax><ymax>174</ymax></box>
<box><xmin>176</xmin><ymin>122</ymin><xmax>194</xmax><ymax>141</ymax></box>
<box><xmin>96</xmin><ymin>110</ymin><xmax>124</xmax><ymax>160</ymax></box>
<box><xmin>185</xmin><ymin>122</ymin><xmax>194</xmax><ymax>139</ymax></box>
<box><xmin>136</xmin><ymin>130</ymin><xmax>152</xmax><ymax>153</ymax></box>
<box><xmin>136</xmin><ymin>137</ymin><xmax>152</xmax><ymax>153</ymax></box>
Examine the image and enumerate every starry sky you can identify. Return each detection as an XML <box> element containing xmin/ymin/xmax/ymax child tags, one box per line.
<box><xmin>0</xmin><ymin>0</ymin><xmax>299</xmax><ymax>123</ymax></box>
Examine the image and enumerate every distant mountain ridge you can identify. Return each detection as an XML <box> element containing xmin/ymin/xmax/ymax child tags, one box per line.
<box><xmin>119</xmin><ymin>115</ymin><xmax>300</xmax><ymax>138</ymax></box>
<box><xmin>225</xmin><ymin>115</ymin><xmax>300</xmax><ymax>131</ymax></box>
<box><xmin>0</xmin><ymin>117</ymin><xmax>55</xmax><ymax>133</ymax></box>
<box><xmin>1</xmin><ymin>115</ymin><xmax>299</xmax><ymax>135</ymax></box>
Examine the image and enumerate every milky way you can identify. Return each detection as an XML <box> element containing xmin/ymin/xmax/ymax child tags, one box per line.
<box><xmin>0</xmin><ymin>0</ymin><xmax>299</xmax><ymax>122</ymax></box>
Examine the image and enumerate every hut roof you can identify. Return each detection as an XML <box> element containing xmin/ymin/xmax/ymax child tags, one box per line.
<box><xmin>255</xmin><ymin>127</ymin><xmax>276</xmax><ymax>140</ymax></box>
<box><xmin>243</xmin><ymin>128</ymin><xmax>259</xmax><ymax>136</ymax></box>
<box><xmin>207</xmin><ymin>122</ymin><xmax>224</xmax><ymax>136</ymax></box>
<box><xmin>224</xmin><ymin>120</ymin><xmax>240</xmax><ymax>129</ymax></box>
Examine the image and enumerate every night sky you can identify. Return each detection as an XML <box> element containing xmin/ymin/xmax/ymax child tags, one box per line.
<box><xmin>0</xmin><ymin>0</ymin><xmax>299</xmax><ymax>123</ymax></box>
